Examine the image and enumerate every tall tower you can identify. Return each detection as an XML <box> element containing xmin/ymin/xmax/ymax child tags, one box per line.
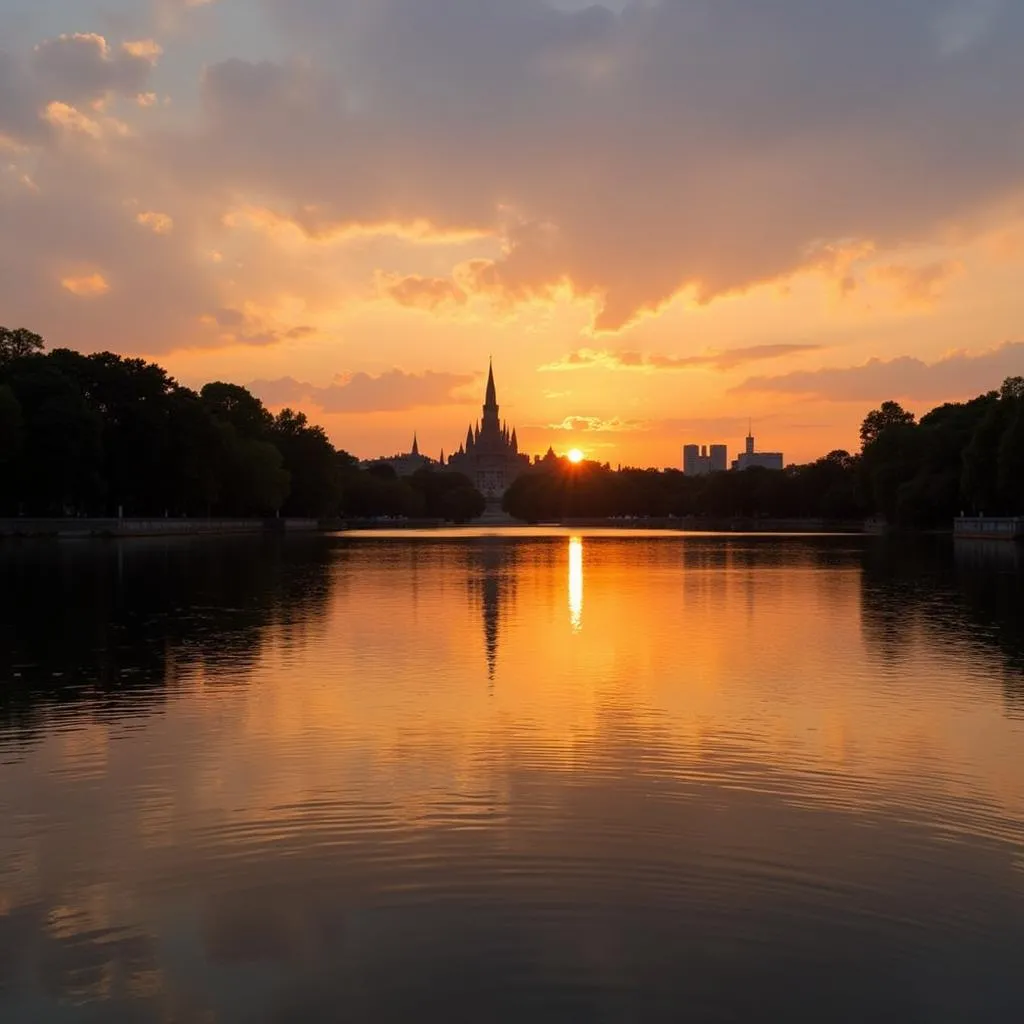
<box><xmin>482</xmin><ymin>358</ymin><xmax>500</xmax><ymax>433</ymax></box>
<box><xmin>745</xmin><ymin>420</ymin><xmax>755</xmax><ymax>456</ymax></box>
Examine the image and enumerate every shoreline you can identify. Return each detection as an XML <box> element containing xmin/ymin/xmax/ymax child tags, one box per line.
<box><xmin>5</xmin><ymin>516</ymin><xmax>1013</xmax><ymax>540</ymax></box>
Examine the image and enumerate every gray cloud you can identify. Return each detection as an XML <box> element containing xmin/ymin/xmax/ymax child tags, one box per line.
<box><xmin>31</xmin><ymin>34</ymin><xmax>156</xmax><ymax>106</ymax></box>
<box><xmin>249</xmin><ymin>370</ymin><xmax>475</xmax><ymax>414</ymax></box>
<box><xmin>734</xmin><ymin>342</ymin><xmax>1024</xmax><ymax>402</ymax></box>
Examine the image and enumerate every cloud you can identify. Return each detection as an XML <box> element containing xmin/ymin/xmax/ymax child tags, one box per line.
<box><xmin>379</xmin><ymin>274</ymin><xmax>468</xmax><ymax>311</ymax></box>
<box><xmin>541</xmin><ymin>344</ymin><xmax>823</xmax><ymax>373</ymax></box>
<box><xmin>934</xmin><ymin>0</ymin><xmax>1004</xmax><ymax>56</ymax></box>
<box><xmin>61</xmin><ymin>272</ymin><xmax>110</xmax><ymax>297</ymax></box>
<box><xmin>2</xmin><ymin>0</ymin><xmax>1024</xmax><ymax>357</ymax></box>
<box><xmin>233</xmin><ymin>0</ymin><xmax>1024</xmax><ymax>330</ymax></box>
<box><xmin>868</xmin><ymin>260</ymin><xmax>963</xmax><ymax>308</ymax></box>
<box><xmin>249</xmin><ymin>370</ymin><xmax>475</xmax><ymax>414</ymax></box>
<box><xmin>547</xmin><ymin>415</ymin><xmax>646</xmax><ymax>433</ymax></box>
<box><xmin>734</xmin><ymin>342</ymin><xmax>1024</xmax><ymax>402</ymax></box>
<box><xmin>136</xmin><ymin>211</ymin><xmax>174</xmax><ymax>234</ymax></box>
<box><xmin>32</xmin><ymin>34</ymin><xmax>158</xmax><ymax>106</ymax></box>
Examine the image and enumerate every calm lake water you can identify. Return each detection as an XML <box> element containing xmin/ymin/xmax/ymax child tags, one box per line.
<box><xmin>1</xmin><ymin>530</ymin><xmax>1023</xmax><ymax>1023</ymax></box>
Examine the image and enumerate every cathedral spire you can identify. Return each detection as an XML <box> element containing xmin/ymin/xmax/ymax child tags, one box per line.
<box><xmin>411</xmin><ymin>432</ymin><xmax>419</xmax><ymax>456</ymax></box>
<box><xmin>485</xmin><ymin>357</ymin><xmax>497</xmax><ymax>409</ymax></box>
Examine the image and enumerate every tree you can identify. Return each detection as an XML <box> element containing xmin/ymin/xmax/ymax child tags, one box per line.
<box><xmin>1000</xmin><ymin>376</ymin><xmax>1024</xmax><ymax>401</ymax></box>
<box><xmin>216</xmin><ymin>424</ymin><xmax>290</xmax><ymax>515</ymax></box>
<box><xmin>997</xmin><ymin>403</ymin><xmax>1024</xmax><ymax>513</ymax></box>
<box><xmin>407</xmin><ymin>469</ymin><xmax>485</xmax><ymax>521</ymax></box>
<box><xmin>860</xmin><ymin>401</ymin><xmax>916</xmax><ymax>450</ymax></box>
<box><xmin>963</xmin><ymin>402</ymin><xmax>1010</xmax><ymax>514</ymax></box>
<box><xmin>0</xmin><ymin>327</ymin><xmax>44</xmax><ymax>364</ymax></box>
<box><xmin>200</xmin><ymin>382</ymin><xmax>273</xmax><ymax>440</ymax></box>
<box><xmin>0</xmin><ymin>385</ymin><xmax>23</xmax><ymax>466</ymax></box>
<box><xmin>439</xmin><ymin>485</ymin><xmax>486</xmax><ymax>523</ymax></box>
<box><xmin>271</xmin><ymin>408</ymin><xmax>342</xmax><ymax>517</ymax></box>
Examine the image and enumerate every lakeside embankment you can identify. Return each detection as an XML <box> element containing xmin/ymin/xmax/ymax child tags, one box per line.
<box><xmin>0</xmin><ymin>518</ymin><xmax>319</xmax><ymax>538</ymax></box>
<box><xmin>5</xmin><ymin>516</ymin><xmax>1020</xmax><ymax>539</ymax></box>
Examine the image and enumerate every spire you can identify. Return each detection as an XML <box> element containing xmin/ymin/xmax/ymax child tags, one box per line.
<box><xmin>411</xmin><ymin>432</ymin><xmax>419</xmax><ymax>456</ymax></box>
<box><xmin>511</xmin><ymin>427</ymin><xmax>518</xmax><ymax>453</ymax></box>
<box><xmin>439</xmin><ymin>448</ymin><xmax>445</xmax><ymax>465</ymax></box>
<box><xmin>466</xmin><ymin>425</ymin><xmax>475</xmax><ymax>451</ymax></box>
<box><xmin>485</xmin><ymin>357</ymin><xmax>497</xmax><ymax>409</ymax></box>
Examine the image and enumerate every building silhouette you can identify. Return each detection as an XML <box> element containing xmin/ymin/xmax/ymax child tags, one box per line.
<box><xmin>447</xmin><ymin>361</ymin><xmax>530</xmax><ymax>504</ymax></box>
<box><xmin>361</xmin><ymin>433</ymin><xmax>436</xmax><ymax>476</ymax></box>
<box><xmin>683</xmin><ymin>444</ymin><xmax>728</xmax><ymax>476</ymax></box>
<box><xmin>731</xmin><ymin>429</ymin><xmax>784</xmax><ymax>471</ymax></box>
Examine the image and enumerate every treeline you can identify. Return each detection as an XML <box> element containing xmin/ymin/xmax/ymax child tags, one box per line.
<box><xmin>0</xmin><ymin>328</ymin><xmax>485</xmax><ymax>521</ymax></box>
<box><xmin>503</xmin><ymin>377</ymin><xmax>1024</xmax><ymax>527</ymax></box>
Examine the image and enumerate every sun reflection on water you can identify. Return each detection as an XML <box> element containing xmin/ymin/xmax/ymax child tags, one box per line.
<box><xmin>569</xmin><ymin>536</ymin><xmax>584</xmax><ymax>632</ymax></box>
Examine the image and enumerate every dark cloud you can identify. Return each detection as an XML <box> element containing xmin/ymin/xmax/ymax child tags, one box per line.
<box><xmin>249</xmin><ymin>370</ymin><xmax>475</xmax><ymax>414</ymax></box>
<box><xmin>541</xmin><ymin>344</ymin><xmax>823</xmax><ymax>373</ymax></box>
<box><xmin>734</xmin><ymin>342</ymin><xmax>1024</xmax><ymax>402</ymax></box>
<box><xmin>31</xmin><ymin>34</ymin><xmax>156</xmax><ymax>106</ymax></box>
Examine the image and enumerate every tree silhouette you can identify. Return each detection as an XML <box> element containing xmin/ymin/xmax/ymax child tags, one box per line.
<box><xmin>0</xmin><ymin>327</ymin><xmax>44</xmax><ymax>364</ymax></box>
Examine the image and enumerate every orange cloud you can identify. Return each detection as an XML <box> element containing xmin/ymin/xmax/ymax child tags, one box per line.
<box><xmin>223</xmin><ymin>205</ymin><xmax>490</xmax><ymax>247</ymax></box>
<box><xmin>250</xmin><ymin>370</ymin><xmax>475</xmax><ymax>414</ymax></box>
<box><xmin>136</xmin><ymin>211</ymin><xmax>174</xmax><ymax>234</ymax></box>
<box><xmin>43</xmin><ymin>102</ymin><xmax>103</xmax><ymax>138</ymax></box>
<box><xmin>61</xmin><ymin>273</ymin><xmax>110</xmax><ymax>297</ymax></box>
<box><xmin>378</xmin><ymin>273</ymin><xmax>467</xmax><ymax>311</ymax></box>
<box><xmin>547</xmin><ymin>416</ymin><xmax>646</xmax><ymax>433</ymax></box>
<box><xmin>869</xmin><ymin>260</ymin><xmax>963</xmax><ymax>308</ymax></box>
<box><xmin>121</xmin><ymin>41</ymin><xmax>163</xmax><ymax>63</ymax></box>
<box><xmin>541</xmin><ymin>345</ymin><xmax>823</xmax><ymax>374</ymax></box>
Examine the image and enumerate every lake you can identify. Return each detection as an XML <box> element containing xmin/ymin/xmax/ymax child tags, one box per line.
<box><xmin>1</xmin><ymin>530</ymin><xmax>1023</xmax><ymax>1023</ymax></box>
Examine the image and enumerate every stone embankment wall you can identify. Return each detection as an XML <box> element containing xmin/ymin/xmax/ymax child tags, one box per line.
<box><xmin>0</xmin><ymin>518</ymin><xmax>319</xmax><ymax>538</ymax></box>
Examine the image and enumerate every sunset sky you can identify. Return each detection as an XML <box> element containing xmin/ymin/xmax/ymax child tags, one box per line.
<box><xmin>2</xmin><ymin>0</ymin><xmax>1023</xmax><ymax>467</ymax></box>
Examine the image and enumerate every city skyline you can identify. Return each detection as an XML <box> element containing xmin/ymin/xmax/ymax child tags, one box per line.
<box><xmin>3</xmin><ymin>1</ymin><xmax>1024</xmax><ymax>466</ymax></box>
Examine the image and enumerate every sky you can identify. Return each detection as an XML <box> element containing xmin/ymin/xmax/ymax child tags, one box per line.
<box><xmin>2</xmin><ymin>0</ymin><xmax>1023</xmax><ymax>467</ymax></box>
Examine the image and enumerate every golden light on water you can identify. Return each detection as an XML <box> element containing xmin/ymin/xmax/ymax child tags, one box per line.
<box><xmin>568</xmin><ymin>536</ymin><xmax>584</xmax><ymax>632</ymax></box>
<box><xmin>567</xmin><ymin>448</ymin><xmax>584</xmax><ymax>464</ymax></box>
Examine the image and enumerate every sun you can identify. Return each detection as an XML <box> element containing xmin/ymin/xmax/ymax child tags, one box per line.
<box><xmin>567</xmin><ymin>448</ymin><xmax>584</xmax><ymax>464</ymax></box>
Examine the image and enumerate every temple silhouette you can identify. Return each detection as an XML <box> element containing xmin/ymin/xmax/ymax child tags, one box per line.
<box><xmin>447</xmin><ymin>361</ymin><xmax>530</xmax><ymax>505</ymax></box>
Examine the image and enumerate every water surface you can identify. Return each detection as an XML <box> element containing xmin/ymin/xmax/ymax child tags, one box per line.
<box><xmin>1</xmin><ymin>531</ymin><xmax>1023</xmax><ymax>1022</ymax></box>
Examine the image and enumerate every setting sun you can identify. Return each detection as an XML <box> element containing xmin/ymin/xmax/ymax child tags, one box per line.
<box><xmin>567</xmin><ymin>448</ymin><xmax>584</xmax><ymax>464</ymax></box>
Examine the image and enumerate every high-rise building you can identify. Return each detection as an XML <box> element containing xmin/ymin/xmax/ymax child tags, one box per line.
<box><xmin>731</xmin><ymin>430</ymin><xmax>783</xmax><ymax>471</ymax></box>
<box><xmin>683</xmin><ymin>443</ymin><xmax>728</xmax><ymax>476</ymax></box>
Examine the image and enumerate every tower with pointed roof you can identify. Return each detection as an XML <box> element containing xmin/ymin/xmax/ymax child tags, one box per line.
<box><xmin>447</xmin><ymin>360</ymin><xmax>530</xmax><ymax>505</ymax></box>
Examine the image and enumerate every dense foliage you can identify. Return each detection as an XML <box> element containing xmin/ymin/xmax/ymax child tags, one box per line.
<box><xmin>504</xmin><ymin>378</ymin><xmax>1024</xmax><ymax>527</ymax></box>
<box><xmin>0</xmin><ymin>330</ymin><xmax>484</xmax><ymax>521</ymax></box>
